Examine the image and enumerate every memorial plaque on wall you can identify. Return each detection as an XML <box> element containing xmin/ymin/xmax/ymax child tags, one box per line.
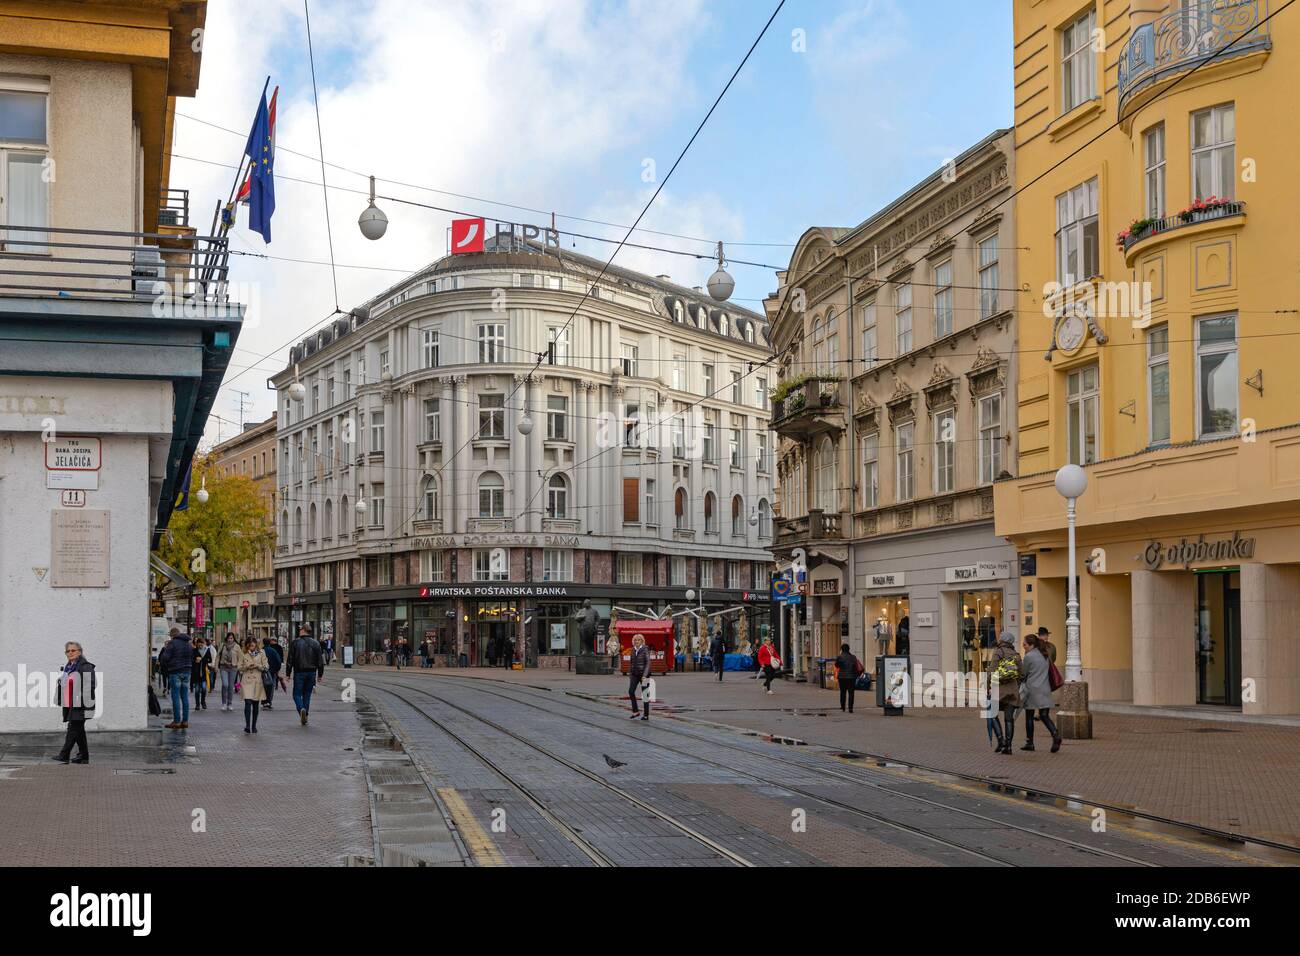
<box><xmin>50</xmin><ymin>510</ymin><xmax>110</xmax><ymax>587</ymax></box>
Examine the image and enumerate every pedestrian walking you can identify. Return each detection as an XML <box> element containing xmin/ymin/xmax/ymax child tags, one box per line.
<box><xmin>236</xmin><ymin>636</ymin><xmax>268</xmax><ymax>734</ymax></box>
<box><xmin>158</xmin><ymin>627</ymin><xmax>193</xmax><ymax>730</ymax></box>
<box><xmin>218</xmin><ymin>633</ymin><xmax>239</xmax><ymax>712</ymax></box>
<box><xmin>52</xmin><ymin>642</ymin><xmax>96</xmax><ymax>764</ymax></box>
<box><xmin>499</xmin><ymin>636</ymin><xmax>512</xmax><ymax>668</ymax></box>
<box><xmin>834</xmin><ymin>642</ymin><xmax>864</xmax><ymax>713</ymax></box>
<box><xmin>261</xmin><ymin>637</ymin><xmax>283</xmax><ymax>710</ymax></box>
<box><xmin>287</xmin><ymin>625</ymin><xmax>326</xmax><ymax>727</ymax></box>
<box><xmin>1036</xmin><ymin>626</ymin><xmax>1057</xmax><ymax>664</ymax></box>
<box><xmin>709</xmin><ymin>630</ymin><xmax>726</xmax><ymax>682</ymax></box>
<box><xmin>989</xmin><ymin>631</ymin><xmax>1022</xmax><ymax>755</ymax></box>
<box><xmin>1020</xmin><ymin>634</ymin><xmax>1062</xmax><ymax>752</ymax></box>
<box><xmin>758</xmin><ymin>636</ymin><xmax>781</xmax><ymax>695</ymax></box>
<box><xmin>191</xmin><ymin>637</ymin><xmax>214</xmax><ymax>711</ymax></box>
<box><xmin>627</xmin><ymin>633</ymin><xmax>651</xmax><ymax>721</ymax></box>
<box><xmin>419</xmin><ymin>637</ymin><xmax>430</xmax><ymax>668</ymax></box>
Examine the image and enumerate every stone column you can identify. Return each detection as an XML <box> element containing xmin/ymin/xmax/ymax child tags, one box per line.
<box><xmin>1241</xmin><ymin>563</ymin><xmax>1300</xmax><ymax>716</ymax></box>
<box><xmin>1131</xmin><ymin>569</ymin><xmax>1196</xmax><ymax>706</ymax></box>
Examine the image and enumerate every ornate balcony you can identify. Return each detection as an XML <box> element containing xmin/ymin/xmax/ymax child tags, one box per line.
<box><xmin>542</xmin><ymin>517</ymin><xmax>580</xmax><ymax>533</ymax></box>
<box><xmin>773</xmin><ymin>508</ymin><xmax>843</xmax><ymax>550</ymax></box>
<box><xmin>1118</xmin><ymin>1</ymin><xmax>1271</xmax><ymax>118</ymax></box>
<box><xmin>770</xmin><ymin>375</ymin><xmax>845</xmax><ymax>439</ymax></box>
<box><xmin>1120</xmin><ymin>200</ymin><xmax>1246</xmax><ymax>257</ymax></box>
<box><xmin>412</xmin><ymin>518</ymin><xmax>443</xmax><ymax>534</ymax></box>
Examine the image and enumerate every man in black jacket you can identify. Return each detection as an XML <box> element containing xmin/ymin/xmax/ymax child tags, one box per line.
<box><xmin>286</xmin><ymin>626</ymin><xmax>325</xmax><ymax>726</ymax></box>
<box><xmin>261</xmin><ymin>637</ymin><xmax>283</xmax><ymax>710</ymax></box>
<box><xmin>627</xmin><ymin>633</ymin><xmax>651</xmax><ymax>721</ymax></box>
<box><xmin>158</xmin><ymin>628</ymin><xmax>192</xmax><ymax>729</ymax></box>
<box><xmin>52</xmin><ymin>642</ymin><xmax>96</xmax><ymax>763</ymax></box>
<box><xmin>708</xmin><ymin>629</ymin><xmax>726</xmax><ymax>682</ymax></box>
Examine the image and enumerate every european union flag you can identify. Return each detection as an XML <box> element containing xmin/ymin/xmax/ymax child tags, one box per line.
<box><xmin>243</xmin><ymin>84</ymin><xmax>276</xmax><ymax>243</ymax></box>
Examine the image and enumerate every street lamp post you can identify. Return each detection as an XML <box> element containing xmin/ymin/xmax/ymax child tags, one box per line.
<box><xmin>685</xmin><ymin>588</ymin><xmax>704</xmax><ymax>671</ymax></box>
<box><xmin>1053</xmin><ymin>463</ymin><xmax>1093</xmax><ymax>739</ymax></box>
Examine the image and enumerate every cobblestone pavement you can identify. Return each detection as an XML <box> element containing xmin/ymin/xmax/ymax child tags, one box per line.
<box><xmin>356</xmin><ymin>669</ymin><xmax>1267</xmax><ymax>867</ymax></box>
<box><xmin>358</xmin><ymin>666</ymin><xmax>1300</xmax><ymax>850</ymax></box>
<box><xmin>0</xmin><ymin>677</ymin><xmax>372</xmax><ymax>866</ymax></box>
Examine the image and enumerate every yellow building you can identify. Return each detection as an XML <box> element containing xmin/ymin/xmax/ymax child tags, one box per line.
<box><xmin>997</xmin><ymin>0</ymin><xmax>1300</xmax><ymax>715</ymax></box>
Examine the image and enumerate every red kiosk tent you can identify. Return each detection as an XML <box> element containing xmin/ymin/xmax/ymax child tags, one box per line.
<box><xmin>615</xmin><ymin>619</ymin><xmax>674</xmax><ymax>675</ymax></box>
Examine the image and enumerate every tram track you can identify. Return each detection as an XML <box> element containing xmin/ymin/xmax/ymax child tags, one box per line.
<box><xmin>375</xmin><ymin>671</ymin><xmax>1173</xmax><ymax>867</ymax></box>
<box><xmin>360</xmin><ymin>679</ymin><xmax>755</xmax><ymax>867</ymax></box>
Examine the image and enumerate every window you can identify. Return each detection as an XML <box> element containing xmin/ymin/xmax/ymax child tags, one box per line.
<box><xmin>1061</xmin><ymin>9</ymin><xmax>1096</xmax><ymax>113</ymax></box>
<box><xmin>423</xmin><ymin>398</ymin><xmax>440</xmax><ymax>442</ymax></box>
<box><xmin>702</xmin><ymin>363</ymin><xmax>715</xmax><ymax>396</ymax></box>
<box><xmin>896</xmin><ymin>422</ymin><xmax>915</xmax><ymax>501</ymax></box>
<box><xmin>422</xmin><ymin>329</ymin><xmax>440</xmax><ymax>368</ymax></box>
<box><xmin>860</xmin><ymin>301</ymin><xmax>878</xmax><ymax>367</ymax></box>
<box><xmin>645</xmin><ymin>478</ymin><xmax>656</xmax><ymax>525</ymax></box>
<box><xmin>478</xmin><ymin>393</ymin><xmax>505</xmax><ymax>439</ymax></box>
<box><xmin>546</xmin><ymin>395</ymin><xmax>569</xmax><ymax>441</ymax></box>
<box><xmin>543</xmin><ymin>549</ymin><xmax>572</xmax><ymax>582</ymax></box>
<box><xmin>704</xmin><ymin>491</ymin><xmax>718</xmax><ymax>533</ymax></box>
<box><xmin>977</xmin><ymin>236</ymin><xmax>999</xmax><ymax>319</ymax></box>
<box><xmin>895</xmin><ymin>283</ymin><xmax>913</xmax><ymax>354</ymax></box>
<box><xmin>547</xmin><ymin>473</ymin><xmax>569</xmax><ymax>519</ymax></box>
<box><xmin>815</xmin><ymin>437</ymin><xmax>836</xmax><ymax>511</ymax></box>
<box><xmin>702</xmin><ymin>411</ymin><xmax>717</xmax><ymax>463</ymax></box>
<box><xmin>478</xmin><ymin>323</ymin><xmax>505</xmax><ymax>363</ymax></box>
<box><xmin>719</xmin><ymin>313</ymin><xmax>729</xmax><ymax>337</ymax></box>
<box><xmin>1147</xmin><ymin>325</ymin><xmax>1171</xmax><ymax>445</ymax></box>
<box><xmin>729</xmin><ymin>415</ymin><xmax>744</xmax><ymax>469</ymax></box>
<box><xmin>326</xmin><ymin>377</ymin><xmax>335</xmax><ymax>406</ymax></box>
<box><xmin>672</xmin><ymin>353</ymin><xmax>687</xmax><ymax>391</ymax></box>
<box><xmin>755</xmin><ymin>376</ymin><xmax>768</xmax><ymax>409</ymax></box>
<box><xmin>933</xmin><ymin>409</ymin><xmax>956</xmax><ymax>494</ymax></box>
<box><xmin>1191</xmin><ymin>103</ymin><xmax>1235</xmax><ymax>201</ymax></box>
<box><xmin>419</xmin><ymin>550</ymin><xmax>445</xmax><ymax>583</ymax></box>
<box><xmin>0</xmin><ymin>81</ymin><xmax>50</xmax><ymax>253</ymax></box>
<box><xmin>473</xmin><ymin>549</ymin><xmax>508</xmax><ymax>581</ymax></box>
<box><xmin>672</xmin><ymin>404</ymin><xmax>688</xmax><ymax>459</ymax></box>
<box><xmin>1196</xmin><ymin>314</ymin><xmax>1238</xmax><ymax>438</ymax></box>
<box><xmin>379</xmin><ymin>351</ymin><xmax>390</xmax><ymax>377</ymax></box>
<box><xmin>1144</xmin><ymin>124</ymin><xmax>1166</xmax><ymax>219</ymax></box>
<box><xmin>933</xmin><ymin>261</ymin><xmax>953</xmax><ymax>339</ymax></box>
<box><xmin>1055</xmin><ymin>177</ymin><xmax>1099</xmax><ymax>285</ymax></box>
<box><xmin>617</xmin><ymin>553</ymin><xmax>643</xmax><ymax>584</ymax></box>
<box><xmin>730</xmin><ymin>370</ymin><xmax>742</xmax><ymax>405</ymax></box>
<box><xmin>1067</xmin><ymin>365</ymin><xmax>1100</xmax><ymax>464</ymax></box>
<box><xmin>671</xmin><ymin>556</ymin><xmax>686</xmax><ymax>586</ymax></box>
<box><xmin>624</xmin><ymin>403</ymin><xmax>641</xmax><ymax>448</ymax></box>
<box><xmin>623</xmin><ymin>477</ymin><xmax>640</xmax><ymax>523</ymax></box>
<box><xmin>548</xmin><ymin>325</ymin><xmax>570</xmax><ymax>365</ymax></box>
<box><xmin>731</xmin><ymin>495</ymin><xmax>745</xmax><ymax>537</ymax></box>
<box><xmin>860</xmin><ymin>432</ymin><xmax>879</xmax><ymax>508</ymax></box>
<box><xmin>422</xmin><ymin>475</ymin><xmax>440</xmax><ymax>520</ymax></box>
<box><xmin>727</xmin><ymin>561</ymin><xmax>743</xmax><ymax>590</ymax></box>
<box><xmin>370</xmin><ymin>410</ymin><xmax>385</xmax><ymax>454</ymax></box>
<box><xmin>978</xmin><ymin>394</ymin><xmax>1003</xmax><ymax>484</ymax></box>
<box><xmin>311</xmin><ymin>379</ymin><xmax>319</xmax><ymax>414</ymax></box>
<box><xmin>675</xmin><ymin>486</ymin><xmax>690</xmax><ymax>530</ymax></box>
<box><xmin>478</xmin><ymin>472</ymin><xmax>505</xmax><ymax>517</ymax></box>
<box><xmin>758</xmin><ymin>499</ymin><xmax>772</xmax><ymax>539</ymax></box>
<box><xmin>621</xmin><ymin>343</ymin><xmax>639</xmax><ymax>377</ymax></box>
<box><xmin>370</xmin><ymin>483</ymin><xmax>385</xmax><ymax>527</ymax></box>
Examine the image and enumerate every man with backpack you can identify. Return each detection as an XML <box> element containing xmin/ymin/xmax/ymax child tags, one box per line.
<box><xmin>834</xmin><ymin>642</ymin><xmax>864</xmax><ymax>714</ymax></box>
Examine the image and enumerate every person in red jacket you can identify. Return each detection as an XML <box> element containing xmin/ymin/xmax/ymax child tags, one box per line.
<box><xmin>757</xmin><ymin>636</ymin><xmax>781</xmax><ymax>695</ymax></box>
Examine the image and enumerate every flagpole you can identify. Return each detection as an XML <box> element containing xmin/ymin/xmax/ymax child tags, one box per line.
<box><xmin>203</xmin><ymin>76</ymin><xmax>270</xmax><ymax>287</ymax></box>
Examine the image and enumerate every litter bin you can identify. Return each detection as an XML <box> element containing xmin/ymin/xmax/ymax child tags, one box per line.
<box><xmin>817</xmin><ymin>658</ymin><xmax>834</xmax><ymax>690</ymax></box>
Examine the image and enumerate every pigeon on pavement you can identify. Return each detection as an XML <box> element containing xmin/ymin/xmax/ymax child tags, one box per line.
<box><xmin>602</xmin><ymin>754</ymin><xmax>627</xmax><ymax>770</ymax></box>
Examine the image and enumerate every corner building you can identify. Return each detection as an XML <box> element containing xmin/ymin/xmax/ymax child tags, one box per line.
<box><xmin>998</xmin><ymin>0</ymin><xmax>1300</xmax><ymax>714</ymax></box>
<box><xmin>270</xmin><ymin>237</ymin><xmax>776</xmax><ymax>667</ymax></box>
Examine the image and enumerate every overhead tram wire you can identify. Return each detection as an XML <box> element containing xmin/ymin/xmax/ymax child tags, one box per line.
<box><xmin>302</xmin><ymin>0</ymin><xmax>340</xmax><ymax>314</ymax></box>
<box><xmin>385</xmin><ymin>0</ymin><xmax>789</xmax><ymax>539</ymax></box>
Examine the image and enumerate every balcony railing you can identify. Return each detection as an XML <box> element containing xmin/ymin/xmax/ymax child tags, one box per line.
<box><xmin>159</xmin><ymin>188</ymin><xmax>191</xmax><ymax>228</ymax></box>
<box><xmin>771</xmin><ymin>376</ymin><xmax>843</xmax><ymax>432</ymax></box>
<box><xmin>774</xmin><ymin>508</ymin><xmax>843</xmax><ymax>546</ymax></box>
<box><xmin>1121</xmin><ymin>200</ymin><xmax>1245</xmax><ymax>253</ymax></box>
<box><xmin>1118</xmin><ymin>1</ymin><xmax>1270</xmax><ymax>114</ymax></box>
<box><xmin>0</xmin><ymin>223</ymin><xmax>231</xmax><ymax>304</ymax></box>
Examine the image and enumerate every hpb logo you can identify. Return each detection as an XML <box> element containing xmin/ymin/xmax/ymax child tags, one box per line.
<box><xmin>451</xmin><ymin>217</ymin><xmax>485</xmax><ymax>254</ymax></box>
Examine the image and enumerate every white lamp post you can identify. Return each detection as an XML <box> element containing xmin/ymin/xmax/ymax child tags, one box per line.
<box><xmin>1053</xmin><ymin>463</ymin><xmax>1087</xmax><ymax>682</ymax></box>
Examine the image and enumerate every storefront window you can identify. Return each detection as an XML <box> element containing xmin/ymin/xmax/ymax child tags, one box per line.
<box><xmin>958</xmin><ymin>590</ymin><xmax>1003</xmax><ymax>675</ymax></box>
<box><xmin>369</xmin><ymin>604</ymin><xmax>393</xmax><ymax>656</ymax></box>
<box><xmin>864</xmin><ymin>594</ymin><xmax>909</xmax><ymax>655</ymax></box>
<box><xmin>538</xmin><ymin>604</ymin><xmax>576</xmax><ymax>655</ymax></box>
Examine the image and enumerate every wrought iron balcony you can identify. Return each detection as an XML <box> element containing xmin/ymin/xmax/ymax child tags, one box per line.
<box><xmin>0</xmin><ymin>223</ymin><xmax>231</xmax><ymax>304</ymax></box>
<box><xmin>1120</xmin><ymin>200</ymin><xmax>1246</xmax><ymax>254</ymax></box>
<box><xmin>770</xmin><ymin>375</ymin><xmax>844</xmax><ymax>438</ymax></box>
<box><xmin>1118</xmin><ymin>1</ymin><xmax>1271</xmax><ymax>115</ymax></box>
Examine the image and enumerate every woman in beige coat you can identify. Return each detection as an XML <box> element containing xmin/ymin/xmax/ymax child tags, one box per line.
<box><xmin>236</xmin><ymin>637</ymin><xmax>268</xmax><ymax>734</ymax></box>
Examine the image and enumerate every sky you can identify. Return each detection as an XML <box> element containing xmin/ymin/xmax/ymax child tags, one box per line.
<box><xmin>177</xmin><ymin>0</ymin><xmax>1014</xmax><ymax>444</ymax></box>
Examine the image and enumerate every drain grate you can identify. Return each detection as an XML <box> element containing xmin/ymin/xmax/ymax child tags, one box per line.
<box><xmin>113</xmin><ymin>768</ymin><xmax>176</xmax><ymax>775</ymax></box>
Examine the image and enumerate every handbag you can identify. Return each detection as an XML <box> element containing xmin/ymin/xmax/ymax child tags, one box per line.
<box><xmin>147</xmin><ymin>684</ymin><xmax>162</xmax><ymax>717</ymax></box>
<box><xmin>261</xmin><ymin>669</ymin><xmax>274</xmax><ymax>693</ymax></box>
<box><xmin>1048</xmin><ymin>660</ymin><xmax>1064</xmax><ymax>691</ymax></box>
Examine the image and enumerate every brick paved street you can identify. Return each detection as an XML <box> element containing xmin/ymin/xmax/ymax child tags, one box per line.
<box><xmin>355</xmin><ymin>668</ymin><xmax>1280</xmax><ymax>866</ymax></box>
<box><xmin>0</xmin><ymin>678</ymin><xmax>372</xmax><ymax>866</ymax></box>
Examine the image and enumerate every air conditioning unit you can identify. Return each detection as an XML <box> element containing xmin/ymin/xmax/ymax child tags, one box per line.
<box><xmin>131</xmin><ymin>245</ymin><xmax>166</xmax><ymax>295</ymax></box>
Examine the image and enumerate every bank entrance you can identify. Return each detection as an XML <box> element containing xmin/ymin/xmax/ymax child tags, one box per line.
<box><xmin>1196</xmin><ymin>569</ymin><xmax>1242</xmax><ymax>706</ymax></box>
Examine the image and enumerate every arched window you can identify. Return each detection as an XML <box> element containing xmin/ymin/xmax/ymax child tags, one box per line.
<box><xmin>825</xmin><ymin>309</ymin><xmax>840</xmax><ymax>374</ymax></box>
<box><xmin>547</xmin><ymin>473</ymin><xmax>569</xmax><ymax>519</ymax></box>
<box><xmin>675</xmin><ymin>486</ymin><xmax>689</xmax><ymax>530</ymax></box>
<box><xmin>758</xmin><ymin>499</ymin><xmax>772</xmax><ymax>539</ymax></box>
<box><xmin>673</xmin><ymin>301</ymin><xmax>685</xmax><ymax>324</ymax></box>
<box><xmin>340</xmin><ymin>495</ymin><xmax>350</xmax><ymax>534</ymax></box>
<box><xmin>704</xmin><ymin>491</ymin><xmax>717</xmax><ymax>533</ymax></box>
<box><xmin>731</xmin><ymin>494</ymin><xmax>744</xmax><ymax>537</ymax></box>
<box><xmin>478</xmin><ymin>471</ymin><xmax>504</xmax><ymax>518</ymax></box>
<box><xmin>815</xmin><ymin>437</ymin><xmax>837</xmax><ymax>512</ymax></box>
<box><xmin>323</xmin><ymin>499</ymin><xmax>333</xmax><ymax>540</ymax></box>
<box><xmin>719</xmin><ymin>313</ymin><xmax>729</xmax><ymax>337</ymax></box>
<box><xmin>308</xmin><ymin>502</ymin><xmax>317</xmax><ymax>541</ymax></box>
<box><xmin>280</xmin><ymin>510</ymin><xmax>289</xmax><ymax>545</ymax></box>
<box><xmin>293</xmin><ymin>507</ymin><xmax>303</xmax><ymax>545</ymax></box>
<box><xmin>810</xmin><ymin>315</ymin><xmax>825</xmax><ymax>375</ymax></box>
<box><xmin>422</xmin><ymin>475</ymin><xmax>440</xmax><ymax>520</ymax></box>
